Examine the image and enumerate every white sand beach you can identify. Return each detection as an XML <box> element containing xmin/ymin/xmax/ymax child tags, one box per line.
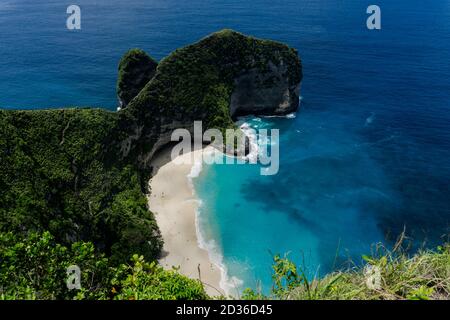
<box><xmin>148</xmin><ymin>145</ymin><xmax>224</xmax><ymax>297</ymax></box>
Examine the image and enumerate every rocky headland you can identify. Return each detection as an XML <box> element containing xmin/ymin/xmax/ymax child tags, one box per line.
<box><xmin>0</xmin><ymin>30</ymin><xmax>302</xmax><ymax>264</ymax></box>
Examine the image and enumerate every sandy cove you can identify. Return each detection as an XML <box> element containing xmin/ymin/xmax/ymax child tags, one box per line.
<box><xmin>148</xmin><ymin>145</ymin><xmax>224</xmax><ymax>297</ymax></box>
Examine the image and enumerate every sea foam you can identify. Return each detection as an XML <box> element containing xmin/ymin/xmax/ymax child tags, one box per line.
<box><xmin>187</xmin><ymin>154</ymin><xmax>244</xmax><ymax>297</ymax></box>
<box><xmin>240</xmin><ymin>122</ymin><xmax>259</xmax><ymax>164</ymax></box>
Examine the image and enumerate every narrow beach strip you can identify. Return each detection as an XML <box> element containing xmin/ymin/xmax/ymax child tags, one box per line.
<box><xmin>148</xmin><ymin>145</ymin><xmax>224</xmax><ymax>297</ymax></box>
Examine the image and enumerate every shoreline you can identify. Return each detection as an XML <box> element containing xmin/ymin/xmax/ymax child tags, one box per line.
<box><xmin>148</xmin><ymin>145</ymin><xmax>225</xmax><ymax>297</ymax></box>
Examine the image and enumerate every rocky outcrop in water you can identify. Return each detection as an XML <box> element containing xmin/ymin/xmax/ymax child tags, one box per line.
<box><xmin>117</xmin><ymin>49</ymin><xmax>158</xmax><ymax>109</ymax></box>
<box><xmin>118</xmin><ymin>29</ymin><xmax>302</xmax><ymax>168</ymax></box>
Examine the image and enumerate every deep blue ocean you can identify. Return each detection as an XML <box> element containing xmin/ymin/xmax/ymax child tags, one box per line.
<box><xmin>1</xmin><ymin>0</ymin><xmax>449</xmax><ymax>294</ymax></box>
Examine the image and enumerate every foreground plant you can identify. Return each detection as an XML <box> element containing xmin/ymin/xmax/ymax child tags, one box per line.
<box><xmin>243</xmin><ymin>242</ymin><xmax>450</xmax><ymax>300</ymax></box>
<box><xmin>0</xmin><ymin>232</ymin><xmax>207</xmax><ymax>300</ymax></box>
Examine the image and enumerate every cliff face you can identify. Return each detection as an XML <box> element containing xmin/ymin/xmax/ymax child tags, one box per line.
<box><xmin>118</xmin><ymin>29</ymin><xmax>302</xmax><ymax>168</ymax></box>
<box><xmin>230</xmin><ymin>61</ymin><xmax>301</xmax><ymax>117</ymax></box>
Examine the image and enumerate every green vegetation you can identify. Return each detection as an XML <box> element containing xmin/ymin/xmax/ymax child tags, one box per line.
<box><xmin>117</xmin><ymin>49</ymin><xmax>158</xmax><ymax>108</ymax></box>
<box><xmin>243</xmin><ymin>243</ymin><xmax>450</xmax><ymax>300</ymax></box>
<box><xmin>129</xmin><ymin>29</ymin><xmax>301</xmax><ymax>124</ymax></box>
<box><xmin>119</xmin><ymin>29</ymin><xmax>302</xmax><ymax>160</ymax></box>
<box><xmin>1</xmin><ymin>231</ymin><xmax>448</xmax><ymax>300</ymax></box>
<box><xmin>0</xmin><ymin>232</ymin><xmax>207</xmax><ymax>300</ymax></box>
<box><xmin>0</xmin><ymin>108</ymin><xmax>162</xmax><ymax>263</ymax></box>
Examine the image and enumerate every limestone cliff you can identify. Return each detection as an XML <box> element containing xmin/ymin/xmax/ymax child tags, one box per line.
<box><xmin>118</xmin><ymin>29</ymin><xmax>302</xmax><ymax>168</ymax></box>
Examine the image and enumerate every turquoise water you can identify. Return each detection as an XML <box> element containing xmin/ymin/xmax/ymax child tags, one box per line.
<box><xmin>1</xmin><ymin>0</ymin><xmax>450</xmax><ymax>294</ymax></box>
<box><xmin>193</xmin><ymin>113</ymin><xmax>391</xmax><ymax>294</ymax></box>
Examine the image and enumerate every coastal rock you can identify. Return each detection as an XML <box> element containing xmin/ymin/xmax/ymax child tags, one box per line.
<box><xmin>119</xmin><ymin>29</ymin><xmax>302</xmax><ymax>168</ymax></box>
<box><xmin>230</xmin><ymin>61</ymin><xmax>301</xmax><ymax>117</ymax></box>
<box><xmin>117</xmin><ymin>49</ymin><xmax>158</xmax><ymax>109</ymax></box>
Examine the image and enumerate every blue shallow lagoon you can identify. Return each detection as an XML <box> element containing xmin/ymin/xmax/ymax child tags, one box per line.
<box><xmin>1</xmin><ymin>0</ymin><xmax>450</xmax><ymax>294</ymax></box>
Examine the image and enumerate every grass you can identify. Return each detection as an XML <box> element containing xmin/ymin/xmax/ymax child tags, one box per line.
<box><xmin>243</xmin><ymin>237</ymin><xmax>450</xmax><ymax>300</ymax></box>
